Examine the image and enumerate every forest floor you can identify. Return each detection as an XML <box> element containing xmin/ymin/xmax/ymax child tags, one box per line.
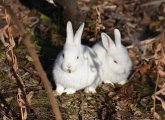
<box><xmin>0</xmin><ymin>0</ymin><xmax>165</xmax><ymax>120</ymax></box>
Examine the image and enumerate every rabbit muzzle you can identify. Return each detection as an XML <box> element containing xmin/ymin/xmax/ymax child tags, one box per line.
<box><xmin>62</xmin><ymin>63</ymin><xmax>76</xmax><ymax>73</ymax></box>
<box><xmin>67</xmin><ymin>64</ymin><xmax>72</xmax><ymax>73</ymax></box>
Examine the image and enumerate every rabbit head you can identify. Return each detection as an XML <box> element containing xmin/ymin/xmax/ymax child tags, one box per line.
<box><xmin>101</xmin><ymin>29</ymin><xmax>132</xmax><ymax>75</ymax></box>
<box><xmin>61</xmin><ymin>21</ymin><xmax>84</xmax><ymax>73</ymax></box>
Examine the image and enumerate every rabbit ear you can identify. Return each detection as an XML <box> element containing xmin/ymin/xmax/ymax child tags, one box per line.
<box><xmin>66</xmin><ymin>21</ymin><xmax>74</xmax><ymax>44</ymax></box>
<box><xmin>114</xmin><ymin>29</ymin><xmax>121</xmax><ymax>47</ymax></box>
<box><xmin>101</xmin><ymin>32</ymin><xmax>115</xmax><ymax>51</ymax></box>
<box><xmin>74</xmin><ymin>23</ymin><xmax>84</xmax><ymax>45</ymax></box>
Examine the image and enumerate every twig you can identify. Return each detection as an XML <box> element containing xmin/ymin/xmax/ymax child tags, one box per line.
<box><xmin>21</xmin><ymin>66</ymin><xmax>41</xmax><ymax>83</ymax></box>
<box><xmin>23</xmin><ymin>36</ymin><xmax>62</xmax><ymax>120</ymax></box>
<box><xmin>2</xmin><ymin>86</ymin><xmax>43</xmax><ymax>97</ymax></box>
<box><xmin>151</xmin><ymin>30</ymin><xmax>165</xmax><ymax>119</ymax></box>
<box><xmin>155</xmin><ymin>96</ymin><xmax>165</xmax><ymax>110</ymax></box>
<box><xmin>154</xmin><ymin>86</ymin><xmax>165</xmax><ymax>96</ymax></box>
<box><xmin>153</xmin><ymin>63</ymin><xmax>160</xmax><ymax>120</ymax></box>
<box><xmin>95</xmin><ymin>6</ymin><xmax>102</xmax><ymax>40</ymax></box>
<box><xmin>0</xmin><ymin>1</ymin><xmax>62</xmax><ymax>120</ymax></box>
<box><xmin>141</xmin><ymin>0</ymin><xmax>165</xmax><ymax>7</ymax></box>
<box><xmin>127</xmin><ymin>37</ymin><xmax>157</xmax><ymax>49</ymax></box>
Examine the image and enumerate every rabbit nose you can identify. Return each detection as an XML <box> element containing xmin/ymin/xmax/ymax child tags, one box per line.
<box><xmin>67</xmin><ymin>64</ymin><xmax>71</xmax><ymax>69</ymax></box>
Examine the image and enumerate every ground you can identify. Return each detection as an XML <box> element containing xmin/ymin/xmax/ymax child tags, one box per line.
<box><xmin>0</xmin><ymin>0</ymin><xmax>165</xmax><ymax>120</ymax></box>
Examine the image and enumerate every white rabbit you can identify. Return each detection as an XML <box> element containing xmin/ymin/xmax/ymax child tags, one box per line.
<box><xmin>53</xmin><ymin>21</ymin><xmax>102</xmax><ymax>95</ymax></box>
<box><xmin>92</xmin><ymin>29</ymin><xmax>132</xmax><ymax>85</ymax></box>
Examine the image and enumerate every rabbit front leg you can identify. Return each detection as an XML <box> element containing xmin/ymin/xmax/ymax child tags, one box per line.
<box><xmin>56</xmin><ymin>83</ymin><xmax>65</xmax><ymax>95</ymax></box>
<box><xmin>103</xmin><ymin>80</ymin><xmax>115</xmax><ymax>86</ymax></box>
<box><xmin>84</xmin><ymin>87</ymin><xmax>96</xmax><ymax>93</ymax></box>
<box><xmin>118</xmin><ymin>79</ymin><xmax>127</xmax><ymax>85</ymax></box>
<box><xmin>84</xmin><ymin>77</ymin><xmax>101</xmax><ymax>93</ymax></box>
<box><xmin>64</xmin><ymin>88</ymin><xmax>76</xmax><ymax>94</ymax></box>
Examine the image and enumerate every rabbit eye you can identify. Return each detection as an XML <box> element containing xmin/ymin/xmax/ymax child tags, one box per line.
<box><xmin>62</xmin><ymin>54</ymin><xmax>64</xmax><ymax>58</ymax></box>
<box><xmin>114</xmin><ymin>60</ymin><xmax>118</xmax><ymax>64</ymax></box>
<box><xmin>77</xmin><ymin>56</ymin><xmax>79</xmax><ymax>59</ymax></box>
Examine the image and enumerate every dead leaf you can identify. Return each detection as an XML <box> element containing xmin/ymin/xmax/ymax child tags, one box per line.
<box><xmin>154</xmin><ymin>112</ymin><xmax>161</xmax><ymax>120</ymax></box>
<box><xmin>155</xmin><ymin>96</ymin><xmax>165</xmax><ymax>110</ymax></box>
<box><xmin>139</xmin><ymin>61</ymin><xmax>151</xmax><ymax>75</ymax></box>
<box><xmin>158</xmin><ymin>69</ymin><xmax>165</xmax><ymax>77</ymax></box>
<box><xmin>27</xmin><ymin>91</ymin><xmax>34</xmax><ymax>105</ymax></box>
<box><xmin>155</xmin><ymin>43</ymin><xmax>162</xmax><ymax>52</ymax></box>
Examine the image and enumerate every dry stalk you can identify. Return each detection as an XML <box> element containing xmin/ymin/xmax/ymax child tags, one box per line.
<box><xmin>152</xmin><ymin>30</ymin><xmax>165</xmax><ymax>120</ymax></box>
<box><xmin>127</xmin><ymin>37</ymin><xmax>157</xmax><ymax>49</ymax></box>
<box><xmin>153</xmin><ymin>64</ymin><xmax>160</xmax><ymax>120</ymax></box>
<box><xmin>23</xmin><ymin>36</ymin><xmax>62</xmax><ymax>120</ymax></box>
<box><xmin>94</xmin><ymin>6</ymin><xmax>104</xmax><ymax>41</ymax></box>
<box><xmin>17</xmin><ymin>88</ymin><xmax>27</xmax><ymax>120</ymax></box>
<box><xmin>0</xmin><ymin>3</ymin><xmax>29</xmax><ymax>120</ymax></box>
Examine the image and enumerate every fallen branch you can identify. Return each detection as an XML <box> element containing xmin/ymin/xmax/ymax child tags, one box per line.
<box><xmin>141</xmin><ymin>0</ymin><xmax>165</xmax><ymax>7</ymax></box>
<box><xmin>22</xmin><ymin>36</ymin><xmax>62</xmax><ymax>120</ymax></box>
<box><xmin>127</xmin><ymin>37</ymin><xmax>157</xmax><ymax>49</ymax></box>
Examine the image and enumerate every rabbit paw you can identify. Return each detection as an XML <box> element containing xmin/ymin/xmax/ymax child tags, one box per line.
<box><xmin>53</xmin><ymin>91</ymin><xmax>62</xmax><ymax>96</ymax></box>
<box><xmin>103</xmin><ymin>80</ymin><xmax>115</xmax><ymax>86</ymax></box>
<box><xmin>64</xmin><ymin>88</ymin><xmax>76</xmax><ymax>94</ymax></box>
<box><xmin>84</xmin><ymin>87</ymin><xmax>96</xmax><ymax>93</ymax></box>
<box><xmin>56</xmin><ymin>84</ymin><xmax>65</xmax><ymax>95</ymax></box>
<box><xmin>118</xmin><ymin>80</ymin><xmax>127</xmax><ymax>85</ymax></box>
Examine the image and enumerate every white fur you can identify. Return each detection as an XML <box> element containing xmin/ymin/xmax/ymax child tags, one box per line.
<box><xmin>92</xmin><ymin>29</ymin><xmax>132</xmax><ymax>85</ymax></box>
<box><xmin>53</xmin><ymin>21</ymin><xmax>102</xmax><ymax>95</ymax></box>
